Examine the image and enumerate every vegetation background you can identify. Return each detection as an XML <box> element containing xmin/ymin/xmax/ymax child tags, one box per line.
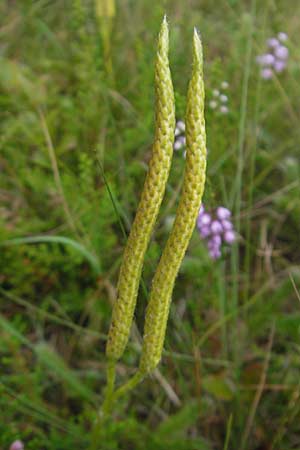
<box><xmin>1</xmin><ymin>0</ymin><xmax>300</xmax><ymax>449</ymax></box>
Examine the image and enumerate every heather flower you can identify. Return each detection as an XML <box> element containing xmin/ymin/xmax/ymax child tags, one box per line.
<box><xmin>9</xmin><ymin>441</ymin><xmax>24</xmax><ymax>450</ymax></box>
<box><xmin>224</xmin><ymin>230</ymin><xmax>235</xmax><ymax>244</ymax></box>
<box><xmin>267</xmin><ymin>38</ymin><xmax>279</xmax><ymax>48</ymax></box>
<box><xmin>257</xmin><ymin>33</ymin><xmax>289</xmax><ymax>78</ymax></box>
<box><xmin>221</xmin><ymin>219</ymin><xmax>233</xmax><ymax>231</ymax></box>
<box><xmin>176</xmin><ymin>120</ymin><xmax>185</xmax><ymax>132</ymax></box>
<box><xmin>174</xmin><ymin>119</ymin><xmax>187</xmax><ymax>152</ymax></box>
<box><xmin>256</xmin><ymin>53</ymin><xmax>275</xmax><ymax>65</ymax></box>
<box><xmin>216</xmin><ymin>206</ymin><xmax>231</xmax><ymax>220</ymax></box>
<box><xmin>278</xmin><ymin>32</ymin><xmax>288</xmax><ymax>42</ymax></box>
<box><xmin>274</xmin><ymin>60</ymin><xmax>286</xmax><ymax>73</ymax></box>
<box><xmin>209</xmin><ymin>83</ymin><xmax>230</xmax><ymax>114</ymax></box>
<box><xmin>197</xmin><ymin>212</ymin><xmax>211</xmax><ymax>227</ymax></box>
<box><xmin>261</xmin><ymin>68</ymin><xmax>273</xmax><ymax>79</ymax></box>
<box><xmin>199</xmin><ymin>225</ymin><xmax>211</xmax><ymax>238</ymax></box>
<box><xmin>197</xmin><ymin>205</ymin><xmax>235</xmax><ymax>259</ymax></box>
<box><xmin>209</xmin><ymin>100</ymin><xmax>217</xmax><ymax>109</ymax></box>
<box><xmin>220</xmin><ymin>94</ymin><xmax>228</xmax><ymax>103</ymax></box>
<box><xmin>221</xmin><ymin>80</ymin><xmax>229</xmax><ymax>89</ymax></box>
<box><xmin>220</xmin><ymin>105</ymin><xmax>229</xmax><ymax>114</ymax></box>
<box><xmin>274</xmin><ymin>45</ymin><xmax>289</xmax><ymax>60</ymax></box>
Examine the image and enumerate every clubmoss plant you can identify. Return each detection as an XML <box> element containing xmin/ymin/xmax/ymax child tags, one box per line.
<box><xmin>94</xmin><ymin>0</ymin><xmax>116</xmax><ymax>77</ymax></box>
<box><xmin>90</xmin><ymin>18</ymin><xmax>206</xmax><ymax>447</ymax></box>
<box><xmin>139</xmin><ymin>28</ymin><xmax>206</xmax><ymax>374</ymax></box>
<box><xmin>106</xmin><ymin>16</ymin><xmax>175</xmax><ymax>362</ymax></box>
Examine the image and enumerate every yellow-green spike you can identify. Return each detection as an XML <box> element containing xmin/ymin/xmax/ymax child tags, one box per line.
<box><xmin>106</xmin><ymin>16</ymin><xmax>175</xmax><ymax>361</ymax></box>
<box><xmin>139</xmin><ymin>29</ymin><xmax>207</xmax><ymax>374</ymax></box>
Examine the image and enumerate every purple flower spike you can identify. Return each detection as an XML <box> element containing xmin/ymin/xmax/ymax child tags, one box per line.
<box><xmin>211</xmin><ymin>220</ymin><xmax>223</xmax><ymax>234</ymax></box>
<box><xmin>10</xmin><ymin>441</ymin><xmax>24</xmax><ymax>450</ymax></box>
<box><xmin>224</xmin><ymin>230</ymin><xmax>235</xmax><ymax>244</ymax></box>
<box><xmin>274</xmin><ymin>60</ymin><xmax>286</xmax><ymax>73</ymax></box>
<box><xmin>267</xmin><ymin>37</ymin><xmax>279</xmax><ymax>48</ymax></box>
<box><xmin>261</xmin><ymin>68</ymin><xmax>273</xmax><ymax>80</ymax></box>
<box><xmin>216</xmin><ymin>206</ymin><xmax>231</xmax><ymax>220</ymax></box>
<box><xmin>197</xmin><ymin>204</ymin><xmax>236</xmax><ymax>260</ymax></box>
<box><xmin>221</xmin><ymin>219</ymin><xmax>233</xmax><ymax>231</ymax></box>
<box><xmin>274</xmin><ymin>45</ymin><xmax>289</xmax><ymax>60</ymax></box>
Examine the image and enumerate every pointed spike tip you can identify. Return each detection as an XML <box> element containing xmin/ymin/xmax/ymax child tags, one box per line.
<box><xmin>161</xmin><ymin>14</ymin><xmax>168</xmax><ymax>31</ymax></box>
<box><xmin>194</xmin><ymin>26</ymin><xmax>201</xmax><ymax>38</ymax></box>
<box><xmin>193</xmin><ymin>27</ymin><xmax>203</xmax><ymax>63</ymax></box>
<box><xmin>158</xmin><ymin>14</ymin><xmax>169</xmax><ymax>55</ymax></box>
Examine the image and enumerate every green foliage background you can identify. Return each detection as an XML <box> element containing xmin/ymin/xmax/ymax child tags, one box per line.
<box><xmin>1</xmin><ymin>0</ymin><xmax>300</xmax><ymax>449</ymax></box>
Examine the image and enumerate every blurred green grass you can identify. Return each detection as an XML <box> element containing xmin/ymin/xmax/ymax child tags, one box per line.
<box><xmin>1</xmin><ymin>0</ymin><xmax>300</xmax><ymax>449</ymax></box>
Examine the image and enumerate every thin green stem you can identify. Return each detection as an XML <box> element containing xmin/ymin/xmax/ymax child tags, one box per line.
<box><xmin>89</xmin><ymin>367</ymin><xmax>144</xmax><ymax>450</ymax></box>
<box><xmin>217</xmin><ymin>261</ymin><xmax>227</xmax><ymax>358</ymax></box>
<box><xmin>89</xmin><ymin>360</ymin><xmax>116</xmax><ymax>450</ymax></box>
<box><xmin>102</xmin><ymin>359</ymin><xmax>116</xmax><ymax>413</ymax></box>
<box><xmin>111</xmin><ymin>371</ymin><xmax>145</xmax><ymax>403</ymax></box>
<box><xmin>231</xmin><ymin>0</ymin><xmax>256</xmax><ymax>360</ymax></box>
<box><xmin>223</xmin><ymin>414</ymin><xmax>233</xmax><ymax>450</ymax></box>
<box><xmin>243</xmin><ymin>0</ymin><xmax>269</xmax><ymax>305</ymax></box>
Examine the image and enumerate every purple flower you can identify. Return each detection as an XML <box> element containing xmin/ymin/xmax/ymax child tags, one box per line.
<box><xmin>174</xmin><ymin>140</ymin><xmax>183</xmax><ymax>150</ymax></box>
<box><xmin>10</xmin><ymin>441</ymin><xmax>24</xmax><ymax>450</ymax></box>
<box><xmin>261</xmin><ymin>68</ymin><xmax>273</xmax><ymax>79</ymax></box>
<box><xmin>221</xmin><ymin>219</ymin><xmax>233</xmax><ymax>231</ymax></box>
<box><xmin>211</xmin><ymin>220</ymin><xmax>223</xmax><ymax>234</ymax></box>
<box><xmin>256</xmin><ymin>53</ymin><xmax>275</xmax><ymax>66</ymax></box>
<box><xmin>178</xmin><ymin>136</ymin><xmax>186</xmax><ymax>146</ymax></box>
<box><xmin>220</xmin><ymin>105</ymin><xmax>229</xmax><ymax>114</ymax></box>
<box><xmin>267</xmin><ymin>38</ymin><xmax>279</xmax><ymax>48</ymax></box>
<box><xmin>216</xmin><ymin>206</ymin><xmax>231</xmax><ymax>220</ymax></box>
<box><xmin>209</xmin><ymin>247</ymin><xmax>221</xmax><ymax>260</ymax></box>
<box><xmin>224</xmin><ymin>230</ymin><xmax>235</xmax><ymax>244</ymax></box>
<box><xmin>197</xmin><ymin>205</ymin><xmax>236</xmax><ymax>260</ymax></box>
<box><xmin>274</xmin><ymin>60</ymin><xmax>286</xmax><ymax>73</ymax></box>
<box><xmin>258</xmin><ymin>35</ymin><xmax>289</xmax><ymax>79</ymax></box>
<box><xmin>274</xmin><ymin>45</ymin><xmax>289</xmax><ymax>60</ymax></box>
<box><xmin>197</xmin><ymin>212</ymin><xmax>211</xmax><ymax>227</ymax></box>
<box><xmin>211</xmin><ymin>234</ymin><xmax>222</xmax><ymax>247</ymax></box>
<box><xmin>200</xmin><ymin>225</ymin><xmax>211</xmax><ymax>238</ymax></box>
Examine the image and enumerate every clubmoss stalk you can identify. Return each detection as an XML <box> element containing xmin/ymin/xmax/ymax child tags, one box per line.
<box><xmin>139</xmin><ymin>29</ymin><xmax>206</xmax><ymax>374</ymax></box>
<box><xmin>106</xmin><ymin>16</ymin><xmax>175</xmax><ymax>362</ymax></box>
<box><xmin>94</xmin><ymin>0</ymin><xmax>115</xmax><ymax>78</ymax></box>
